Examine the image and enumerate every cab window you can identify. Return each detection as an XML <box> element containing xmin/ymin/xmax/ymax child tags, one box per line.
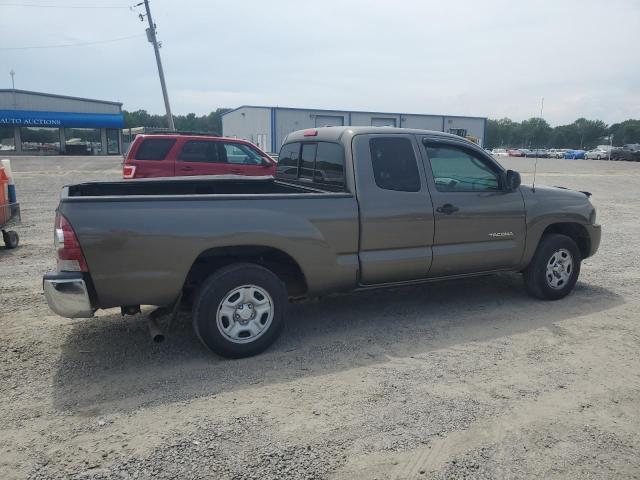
<box><xmin>276</xmin><ymin>142</ymin><xmax>301</xmax><ymax>180</ymax></box>
<box><xmin>277</xmin><ymin>141</ymin><xmax>345</xmax><ymax>189</ymax></box>
<box><xmin>425</xmin><ymin>144</ymin><xmax>500</xmax><ymax>192</ymax></box>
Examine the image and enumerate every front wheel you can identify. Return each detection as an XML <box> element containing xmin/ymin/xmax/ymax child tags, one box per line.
<box><xmin>523</xmin><ymin>234</ymin><xmax>581</xmax><ymax>300</ymax></box>
<box><xmin>192</xmin><ymin>263</ymin><xmax>287</xmax><ymax>358</ymax></box>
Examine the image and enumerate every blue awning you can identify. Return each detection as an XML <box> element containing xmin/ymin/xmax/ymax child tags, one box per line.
<box><xmin>0</xmin><ymin>109</ymin><xmax>124</xmax><ymax>128</ymax></box>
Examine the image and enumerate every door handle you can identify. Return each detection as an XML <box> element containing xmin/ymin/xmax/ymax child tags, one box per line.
<box><xmin>180</xmin><ymin>166</ymin><xmax>194</xmax><ymax>171</ymax></box>
<box><xmin>230</xmin><ymin>169</ymin><xmax>243</xmax><ymax>174</ymax></box>
<box><xmin>436</xmin><ymin>203</ymin><xmax>459</xmax><ymax>215</ymax></box>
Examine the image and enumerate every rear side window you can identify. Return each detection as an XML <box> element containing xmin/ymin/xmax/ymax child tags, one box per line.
<box><xmin>179</xmin><ymin>140</ymin><xmax>219</xmax><ymax>163</ymax></box>
<box><xmin>277</xmin><ymin>141</ymin><xmax>345</xmax><ymax>189</ymax></box>
<box><xmin>135</xmin><ymin>138</ymin><xmax>175</xmax><ymax>160</ymax></box>
<box><xmin>276</xmin><ymin>142</ymin><xmax>301</xmax><ymax>179</ymax></box>
<box><xmin>369</xmin><ymin>137</ymin><xmax>420</xmax><ymax>192</ymax></box>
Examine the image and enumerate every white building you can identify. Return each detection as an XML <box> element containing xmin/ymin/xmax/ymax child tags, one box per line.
<box><xmin>222</xmin><ymin>105</ymin><xmax>487</xmax><ymax>153</ymax></box>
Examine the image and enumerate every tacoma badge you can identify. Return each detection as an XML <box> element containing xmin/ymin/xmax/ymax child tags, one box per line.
<box><xmin>488</xmin><ymin>232</ymin><xmax>514</xmax><ymax>238</ymax></box>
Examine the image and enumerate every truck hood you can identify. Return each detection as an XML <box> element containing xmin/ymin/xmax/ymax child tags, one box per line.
<box><xmin>521</xmin><ymin>184</ymin><xmax>591</xmax><ymax>200</ymax></box>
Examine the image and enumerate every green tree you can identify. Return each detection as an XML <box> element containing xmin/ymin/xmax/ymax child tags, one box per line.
<box><xmin>485</xmin><ymin>116</ymin><xmax>624</xmax><ymax>150</ymax></box>
<box><xmin>123</xmin><ymin>108</ymin><xmax>231</xmax><ymax>134</ymax></box>
<box><xmin>573</xmin><ymin>118</ymin><xmax>608</xmax><ymax>149</ymax></box>
<box><xmin>608</xmin><ymin>119</ymin><xmax>640</xmax><ymax>146</ymax></box>
<box><xmin>519</xmin><ymin>117</ymin><xmax>552</xmax><ymax>147</ymax></box>
<box><xmin>123</xmin><ymin>109</ymin><xmax>165</xmax><ymax>128</ymax></box>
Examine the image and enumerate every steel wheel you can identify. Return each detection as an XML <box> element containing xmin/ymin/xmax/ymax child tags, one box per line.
<box><xmin>216</xmin><ymin>284</ymin><xmax>274</xmax><ymax>344</ymax></box>
<box><xmin>545</xmin><ymin>248</ymin><xmax>573</xmax><ymax>290</ymax></box>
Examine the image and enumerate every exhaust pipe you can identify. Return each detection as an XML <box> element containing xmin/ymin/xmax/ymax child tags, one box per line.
<box><xmin>147</xmin><ymin>316</ymin><xmax>165</xmax><ymax>343</ymax></box>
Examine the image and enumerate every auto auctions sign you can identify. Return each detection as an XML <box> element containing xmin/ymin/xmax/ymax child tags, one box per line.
<box><xmin>0</xmin><ymin>117</ymin><xmax>62</xmax><ymax>126</ymax></box>
<box><xmin>0</xmin><ymin>109</ymin><xmax>124</xmax><ymax>128</ymax></box>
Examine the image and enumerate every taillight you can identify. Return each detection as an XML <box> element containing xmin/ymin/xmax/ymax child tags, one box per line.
<box><xmin>123</xmin><ymin>164</ymin><xmax>136</xmax><ymax>179</ymax></box>
<box><xmin>54</xmin><ymin>213</ymin><xmax>88</xmax><ymax>272</ymax></box>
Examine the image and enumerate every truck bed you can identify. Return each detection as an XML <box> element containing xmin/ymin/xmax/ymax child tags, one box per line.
<box><xmin>67</xmin><ymin>176</ymin><xmax>326</xmax><ymax>198</ymax></box>
<box><xmin>58</xmin><ymin>174</ymin><xmax>359</xmax><ymax>308</ymax></box>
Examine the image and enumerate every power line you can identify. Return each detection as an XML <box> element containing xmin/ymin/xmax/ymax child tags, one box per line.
<box><xmin>0</xmin><ymin>33</ymin><xmax>145</xmax><ymax>50</ymax></box>
<box><xmin>0</xmin><ymin>2</ymin><xmax>129</xmax><ymax>8</ymax></box>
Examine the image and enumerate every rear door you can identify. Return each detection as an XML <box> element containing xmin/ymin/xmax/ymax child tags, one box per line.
<box><xmin>175</xmin><ymin>139</ymin><xmax>230</xmax><ymax>176</ymax></box>
<box><xmin>419</xmin><ymin>138</ymin><xmax>526</xmax><ymax>276</ymax></box>
<box><xmin>353</xmin><ymin>134</ymin><xmax>435</xmax><ymax>284</ymax></box>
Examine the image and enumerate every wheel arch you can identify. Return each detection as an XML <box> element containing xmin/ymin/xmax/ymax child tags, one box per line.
<box><xmin>182</xmin><ymin>245</ymin><xmax>308</xmax><ymax>300</ymax></box>
<box><xmin>541</xmin><ymin>222</ymin><xmax>591</xmax><ymax>259</ymax></box>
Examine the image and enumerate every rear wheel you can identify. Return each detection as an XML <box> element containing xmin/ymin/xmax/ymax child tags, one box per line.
<box><xmin>523</xmin><ymin>234</ymin><xmax>581</xmax><ymax>300</ymax></box>
<box><xmin>2</xmin><ymin>230</ymin><xmax>19</xmax><ymax>249</ymax></box>
<box><xmin>192</xmin><ymin>263</ymin><xmax>287</xmax><ymax>358</ymax></box>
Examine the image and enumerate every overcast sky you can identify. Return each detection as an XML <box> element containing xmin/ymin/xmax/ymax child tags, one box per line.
<box><xmin>1</xmin><ymin>0</ymin><xmax>638</xmax><ymax>125</ymax></box>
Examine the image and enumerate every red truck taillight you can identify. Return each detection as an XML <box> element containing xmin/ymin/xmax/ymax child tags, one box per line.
<box><xmin>123</xmin><ymin>164</ymin><xmax>136</xmax><ymax>179</ymax></box>
<box><xmin>54</xmin><ymin>213</ymin><xmax>88</xmax><ymax>272</ymax></box>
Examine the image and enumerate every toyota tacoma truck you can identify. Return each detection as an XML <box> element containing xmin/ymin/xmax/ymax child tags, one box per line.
<box><xmin>44</xmin><ymin>127</ymin><xmax>601</xmax><ymax>358</ymax></box>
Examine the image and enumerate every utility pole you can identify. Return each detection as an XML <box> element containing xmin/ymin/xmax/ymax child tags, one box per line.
<box><xmin>141</xmin><ymin>0</ymin><xmax>175</xmax><ymax>130</ymax></box>
<box><xmin>10</xmin><ymin>70</ymin><xmax>17</xmax><ymax>108</ymax></box>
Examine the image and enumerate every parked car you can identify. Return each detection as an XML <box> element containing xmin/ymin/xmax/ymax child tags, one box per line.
<box><xmin>122</xmin><ymin>133</ymin><xmax>277</xmax><ymax>179</ymax></box>
<box><xmin>43</xmin><ymin>126</ymin><xmax>601</xmax><ymax>358</ymax></box>
<box><xmin>491</xmin><ymin>148</ymin><xmax>509</xmax><ymax>157</ymax></box>
<box><xmin>547</xmin><ymin>149</ymin><xmax>567</xmax><ymax>159</ymax></box>
<box><xmin>610</xmin><ymin>144</ymin><xmax>640</xmax><ymax>161</ymax></box>
<box><xmin>525</xmin><ymin>149</ymin><xmax>549</xmax><ymax>158</ymax></box>
<box><xmin>507</xmin><ymin>149</ymin><xmax>524</xmax><ymax>157</ymax></box>
<box><xmin>564</xmin><ymin>150</ymin><xmax>586</xmax><ymax>159</ymax></box>
<box><xmin>585</xmin><ymin>149</ymin><xmax>610</xmax><ymax>160</ymax></box>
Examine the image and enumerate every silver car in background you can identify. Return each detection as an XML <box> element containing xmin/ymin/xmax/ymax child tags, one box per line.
<box><xmin>491</xmin><ymin>148</ymin><xmax>509</xmax><ymax>157</ymax></box>
<box><xmin>548</xmin><ymin>149</ymin><xmax>567</xmax><ymax>159</ymax></box>
<box><xmin>585</xmin><ymin>148</ymin><xmax>610</xmax><ymax>160</ymax></box>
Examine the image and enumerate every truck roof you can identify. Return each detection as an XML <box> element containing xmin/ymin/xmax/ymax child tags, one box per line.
<box><xmin>283</xmin><ymin>126</ymin><xmax>475</xmax><ymax>145</ymax></box>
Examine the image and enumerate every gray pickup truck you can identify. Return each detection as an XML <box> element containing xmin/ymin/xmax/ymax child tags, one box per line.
<box><xmin>44</xmin><ymin>127</ymin><xmax>601</xmax><ymax>358</ymax></box>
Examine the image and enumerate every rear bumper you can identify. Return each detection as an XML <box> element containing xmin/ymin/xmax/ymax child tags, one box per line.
<box><xmin>43</xmin><ymin>272</ymin><xmax>95</xmax><ymax>318</ymax></box>
<box><xmin>585</xmin><ymin>224</ymin><xmax>601</xmax><ymax>258</ymax></box>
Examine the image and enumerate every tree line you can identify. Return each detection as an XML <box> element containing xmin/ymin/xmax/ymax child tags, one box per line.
<box><xmin>123</xmin><ymin>109</ymin><xmax>231</xmax><ymax>135</ymax></box>
<box><xmin>124</xmin><ymin>109</ymin><xmax>640</xmax><ymax>150</ymax></box>
<box><xmin>485</xmin><ymin>118</ymin><xmax>640</xmax><ymax>150</ymax></box>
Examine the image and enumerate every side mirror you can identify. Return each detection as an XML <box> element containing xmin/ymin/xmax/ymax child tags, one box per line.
<box><xmin>504</xmin><ymin>170</ymin><xmax>521</xmax><ymax>191</ymax></box>
<box><xmin>261</xmin><ymin>156</ymin><xmax>272</xmax><ymax>167</ymax></box>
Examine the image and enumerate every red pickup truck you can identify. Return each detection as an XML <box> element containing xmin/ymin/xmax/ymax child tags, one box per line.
<box><xmin>123</xmin><ymin>133</ymin><xmax>276</xmax><ymax>179</ymax></box>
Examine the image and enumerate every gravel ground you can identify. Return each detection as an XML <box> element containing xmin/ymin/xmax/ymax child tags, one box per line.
<box><xmin>0</xmin><ymin>155</ymin><xmax>639</xmax><ymax>480</ymax></box>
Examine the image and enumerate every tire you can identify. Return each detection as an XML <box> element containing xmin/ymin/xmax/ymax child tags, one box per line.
<box><xmin>523</xmin><ymin>234</ymin><xmax>581</xmax><ymax>300</ymax></box>
<box><xmin>2</xmin><ymin>230</ymin><xmax>19</xmax><ymax>249</ymax></box>
<box><xmin>192</xmin><ymin>263</ymin><xmax>287</xmax><ymax>358</ymax></box>
<box><xmin>597</xmin><ymin>155</ymin><xmax>601</xmax><ymax>160</ymax></box>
